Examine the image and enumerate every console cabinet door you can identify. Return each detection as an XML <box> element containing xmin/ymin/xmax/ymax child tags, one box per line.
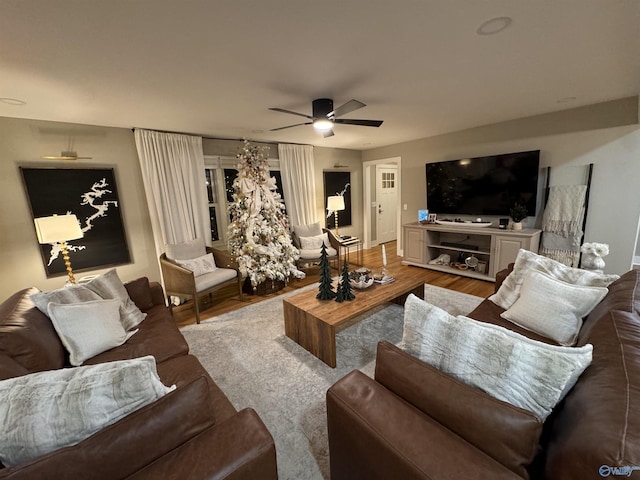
<box><xmin>404</xmin><ymin>227</ymin><xmax>426</xmax><ymax>264</ymax></box>
<box><xmin>493</xmin><ymin>236</ymin><xmax>528</xmax><ymax>275</ymax></box>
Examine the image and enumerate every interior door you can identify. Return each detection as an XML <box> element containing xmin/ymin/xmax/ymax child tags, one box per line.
<box><xmin>376</xmin><ymin>165</ymin><xmax>398</xmax><ymax>244</ymax></box>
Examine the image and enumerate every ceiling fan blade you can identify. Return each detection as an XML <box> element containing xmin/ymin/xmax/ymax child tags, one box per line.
<box><xmin>269</xmin><ymin>107</ymin><xmax>312</xmax><ymax>120</ymax></box>
<box><xmin>322</xmin><ymin>129</ymin><xmax>335</xmax><ymax>138</ymax></box>
<box><xmin>269</xmin><ymin>122</ymin><xmax>312</xmax><ymax>132</ymax></box>
<box><xmin>329</xmin><ymin>99</ymin><xmax>365</xmax><ymax>118</ymax></box>
<box><xmin>334</xmin><ymin>118</ymin><xmax>383</xmax><ymax>127</ymax></box>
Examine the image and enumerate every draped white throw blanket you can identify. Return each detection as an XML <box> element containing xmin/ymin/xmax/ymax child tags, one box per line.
<box><xmin>540</xmin><ymin>185</ymin><xmax>587</xmax><ymax>267</ymax></box>
<box><xmin>278</xmin><ymin>144</ymin><xmax>317</xmax><ymax>227</ymax></box>
<box><xmin>134</xmin><ymin>129</ymin><xmax>211</xmax><ymax>259</ymax></box>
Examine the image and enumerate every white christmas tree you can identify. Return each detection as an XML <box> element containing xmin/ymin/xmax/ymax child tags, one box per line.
<box><xmin>228</xmin><ymin>140</ymin><xmax>305</xmax><ymax>289</ymax></box>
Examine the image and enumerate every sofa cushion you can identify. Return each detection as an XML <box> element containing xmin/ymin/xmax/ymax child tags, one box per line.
<box><xmin>489</xmin><ymin>249</ymin><xmax>619</xmax><ymax>310</ymax></box>
<box><xmin>298</xmin><ymin>246</ymin><xmax>338</xmax><ymax>259</ymax></box>
<box><xmin>175</xmin><ymin>252</ymin><xmax>217</xmax><ymax>276</ymax></box>
<box><xmin>124</xmin><ymin>277</ymin><xmax>155</xmax><ymax>312</ymax></box>
<box><xmin>0</xmin><ymin>354</ymin><xmax>29</xmax><ymax>381</ymax></box>
<box><xmin>195</xmin><ymin>268</ymin><xmax>237</xmax><ymax>291</ymax></box>
<box><xmin>545</xmin><ymin>309</ymin><xmax>640</xmax><ymax>478</ymax></box>
<box><xmin>83</xmin><ymin>304</ymin><xmax>189</xmax><ymax>365</ymax></box>
<box><xmin>402</xmin><ymin>294</ymin><xmax>593</xmax><ymax>420</ymax></box>
<box><xmin>500</xmin><ymin>270</ymin><xmax>608</xmax><ymax>346</ymax></box>
<box><xmin>48</xmin><ymin>299</ymin><xmax>137</xmax><ymax>366</ymax></box>
<box><xmin>0</xmin><ymin>287</ymin><xmax>66</xmax><ymax>373</ymax></box>
<box><xmin>0</xmin><ymin>355</ymin><xmax>174</xmax><ymax>467</ymax></box>
<box><xmin>83</xmin><ymin>269</ymin><xmax>147</xmax><ymax>331</ymax></box>
<box><xmin>375</xmin><ymin>341</ymin><xmax>542</xmax><ymax>478</ymax></box>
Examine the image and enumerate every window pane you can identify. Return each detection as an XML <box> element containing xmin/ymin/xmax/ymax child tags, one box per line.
<box><xmin>224</xmin><ymin>168</ymin><xmax>237</xmax><ymax>203</ymax></box>
<box><xmin>209</xmin><ymin>206</ymin><xmax>219</xmax><ymax>242</ymax></box>
<box><xmin>205</xmin><ymin>169</ymin><xmax>216</xmax><ymax>203</ymax></box>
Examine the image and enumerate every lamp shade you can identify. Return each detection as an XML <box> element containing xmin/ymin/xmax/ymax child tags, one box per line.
<box><xmin>327</xmin><ymin>195</ymin><xmax>345</xmax><ymax>212</ymax></box>
<box><xmin>34</xmin><ymin>214</ymin><xmax>84</xmax><ymax>244</ymax></box>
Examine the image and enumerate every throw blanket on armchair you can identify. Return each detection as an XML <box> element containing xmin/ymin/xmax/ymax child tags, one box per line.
<box><xmin>540</xmin><ymin>185</ymin><xmax>587</xmax><ymax>267</ymax></box>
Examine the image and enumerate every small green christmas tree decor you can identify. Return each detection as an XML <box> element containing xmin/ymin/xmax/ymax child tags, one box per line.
<box><xmin>316</xmin><ymin>242</ymin><xmax>336</xmax><ymax>300</ymax></box>
<box><xmin>228</xmin><ymin>140</ymin><xmax>305</xmax><ymax>290</ymax></box>
<box><xmin>335</xmin><ymin>260</ymin><xmax>355</xmax><ymax>303</ymax></box>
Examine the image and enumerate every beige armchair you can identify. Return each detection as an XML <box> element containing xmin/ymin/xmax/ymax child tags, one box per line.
<box><xmin>292</xmin><ymin>222</ymin><xmax>340</xmax><ymax>270</ymax></box>
<box><xmin>160</xmin><ymin>239</ymin><xmax>243</xmax><ymax>323</ymax></box>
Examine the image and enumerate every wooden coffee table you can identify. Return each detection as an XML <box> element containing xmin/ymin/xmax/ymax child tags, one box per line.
<box><xmin>283</xmin><ymin>277</ymin><xmax>424</xmax><ymax>367</ymax></box>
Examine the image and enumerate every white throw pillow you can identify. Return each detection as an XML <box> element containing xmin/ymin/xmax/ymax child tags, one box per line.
<box><xmin>48</xmin><ymin>299</ymin><xmax>137</xmax><ymax>366</ymax></box>
<box><xmin>83</xmin><ymin>269</ymin><xmax>147</xmax><ymax>331</ymax></box>
<box><xmin>299</xmin><ymin>233</ymin><xmax>331</xmax><ymax>250</ymax></box>
<box><xmin>501</xmin><ymin>270</ymin><xmax>608</xmax><ymax>345</ymax></box>
<box><xmin>0</xmin><ymin>355</ymin><xmax>174</xmax><ymax>467</ymax></box>
<box><xmin>175</xmin><ymin>252</ymin><xmax>217</xmax><ymax>277</ymax></box>
<box><xmin>401</xmin><ymin>294</ymin><xmax>593</xmax><ymax>420</ymax></box>
<box><xmin>30</xmin><ymin>285</ymin><xmax>102</xmax><ymax>315</ymax></box>
<box><xmin>489</xmin><ymin>249</ymin><xmax>619</xmax><ymax>310</ymax></box>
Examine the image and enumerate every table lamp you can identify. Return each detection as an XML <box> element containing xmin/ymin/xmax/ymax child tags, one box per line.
<box><xmin>34</xmin><ymin>214</ymin><xmax>84</xmax><ymax>284</ymax></box>
<box><xmin>327</xmin><ymin>195</ymin><xmax>345</xmax><ymax>238</ymax></box>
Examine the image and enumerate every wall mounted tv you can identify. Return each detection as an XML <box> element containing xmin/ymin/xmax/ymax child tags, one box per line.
<box><xmin>425</xmin><ymin>150</ymin><xmax>540</xmax><ymax>217</ymax></box>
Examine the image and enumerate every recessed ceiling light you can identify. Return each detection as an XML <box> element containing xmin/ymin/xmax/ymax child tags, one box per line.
<box><xmin>0</xmin><ymin>97</ymin><xmax>27</xmax><ymax>106</ymax></box>
<box><xmin>252</xmin><ymin>129</ymin><xmax>264</xmax><ymax>134</ymax></box>
<box><xmin>477</xmin><ymin>17</ymin><xmax>512</xmax><ymax>36</ymax></box>
<box><xmin>556</xmin><ymin>96</ymin><xmax>577</xmax><ymax>104</ymax></box>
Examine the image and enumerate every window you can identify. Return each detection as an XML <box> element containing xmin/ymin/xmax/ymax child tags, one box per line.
<box><xmin>205</xmin><ymin>155</ymin><xmax>284</xmax><ymax>245</ymax></box>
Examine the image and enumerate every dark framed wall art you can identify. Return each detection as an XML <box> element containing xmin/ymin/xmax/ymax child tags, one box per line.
<box><xmin>323</xmin><ymin>170</ymin><xmax>352</xmax><ymax>229</ymax></box>
<box><xmin>21</xmin><ymin>167</ymin><xmax>131</xmax><ymax>278</ymax></box>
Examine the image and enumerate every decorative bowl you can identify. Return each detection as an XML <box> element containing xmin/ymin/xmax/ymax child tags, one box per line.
<box><xmin>350</xmin><ymin>277</ymin><xmax>374</xmax><ymax>289</ymax></box>
<box><xmin>349</xmin><ymin>268</ymin><xmax>374</xmax><ymax>289</ymax></box>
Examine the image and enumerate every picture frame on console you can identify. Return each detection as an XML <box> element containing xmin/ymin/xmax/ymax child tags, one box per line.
<box><xmin>20</xmin><ymin>167</ymin><xmax>131</xmax><ymax>278</ymax></box>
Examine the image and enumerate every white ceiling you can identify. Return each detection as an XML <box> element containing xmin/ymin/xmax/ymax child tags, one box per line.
<box><xmin>1</xmin><ymin>0</ymin><xmax>639</xmax><ymax>151</ymax></box>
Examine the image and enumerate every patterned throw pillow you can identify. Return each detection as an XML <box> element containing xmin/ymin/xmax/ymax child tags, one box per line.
<box><xmin>401</xmin><ymin>294</ymin><xmax>592</xmax><ymax>420</ymax></box>
<box><xmin>500</xmin><ymin>270</ymin><xmax>608</xmax><ymax>345</ymax></box>
<box><xmin>174</xmin><ymin>252</ymin><xmax>217</xmax><ymax>277</ymax></box>
<box><xmin>0</xmin><ymin>355</ymin><xmax>174</xmax><ymax>467</ymax></box>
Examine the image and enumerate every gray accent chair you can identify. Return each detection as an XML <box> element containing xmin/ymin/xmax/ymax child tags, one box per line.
<box><xmin>292</xmin><ymin>222</ymin><xmax>340</xmax><ymax>270</ymax></box>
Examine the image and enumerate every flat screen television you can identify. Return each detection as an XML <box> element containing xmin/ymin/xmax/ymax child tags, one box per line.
<box><xmin>425</xmin><ymin>150</ymin><xmax>540</xmax><ymax>217</ymax></box>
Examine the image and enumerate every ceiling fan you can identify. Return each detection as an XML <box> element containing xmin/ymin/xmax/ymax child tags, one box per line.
<box><xmin>269</xmin><ymin>98</ymin><xmax>383</xmax><ymax>137</ymax></box>
<box><xmin>43</xmin><ymin>150</ymin><xmax>92</xmax><ymax>160</ymax></box>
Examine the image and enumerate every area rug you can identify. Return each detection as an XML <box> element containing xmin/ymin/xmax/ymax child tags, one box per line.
<box><xmin>180</xmin><ymin>284</ymin><xmax>483</xmax><ymax>480</ymax></box>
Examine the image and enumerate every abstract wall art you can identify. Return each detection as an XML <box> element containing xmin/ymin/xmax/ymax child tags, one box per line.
<box><xmin>323</xmin><ymin>170</ymin><xmax>352</xmax><ymax>229</ymax></box>
<box><xmin>21</xmin><ymin>167</ymin><xmax>131</xmax><ymax>278</ymax></box>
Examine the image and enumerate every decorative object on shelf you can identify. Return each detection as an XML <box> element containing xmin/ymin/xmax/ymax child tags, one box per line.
<box><xmin>499</xmin><ymin>218</ymin><xmax>509</xmax><ymax>229</ymax></box>
<box><xmin>580</xmin><ymin>242</ymin><xmax>609</xmax><ymax>273</ymax></box>
<box><xmin>227</xmin><ymin>140</ymin><xmax>305</xmax><ymax>293</ymax></box>
<box><xmin>418</xmin><ymin>209</ymin><xmax>429</xmax><ymax>224</ymax></box>
<box><xmin>349</xmin><ymin>268</ymin><xmax>374</xmax><ymax>289</ymax></box>
<box><xmin>465</xmin><ymin>255</ymin><xmax>479</xmax><ymax>270</ymax></box>
<box><xmin>335</xmin><ymin>261</ymin><xmax>355</xmax><ymax>302</ymax></box>
<box><xmin>435</xmin><ymin>220</ymin><xmax>492</xmax><ymax>228</ymax></box>
<box><xmin>33</xmin><ymin>214</ymin><xmax>84</xmax><ymax>284</ymax></box>
<box><xmin>326</xmin><ymin>195</ymin><xmax>345</xmax><ymax>237</ymax></box>
<box><xmin>476</xmin><ymin>260</ymin><xmax>487</xmax><ymax>274</ymax></box>
<box><xmin>428</xmin><ymin>213</ymin><xmax>438</xmax><ymax>223</ymax></box>
<box><xmin>21</xmin><ymin>167</ymin><xmax>131</xmax><ymax>278</ymax></box>
<box><xmin>316</xmin><ymin>243</ymin><xmax>337</xmax><ymax>300</ymax></box>
<box><xmin>509</xmin><ymin>202</ymin><xmax>529</xmax><ymax>230</ymax></box>
<box><xmin>428</xmin><ymin>254</ymin><xmax>451</xmax><ymax>266</ymax></box>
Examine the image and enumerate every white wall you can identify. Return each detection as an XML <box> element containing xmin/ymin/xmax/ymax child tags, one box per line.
<box><xmin>0</xmin><ymin>117</ymin><xmax>159</xmax><ymax>299</ymax></box>
<box><xmin>363</xmin><ymin>99</ymin><xmax>640</xmax><ymax>275</ymax></box>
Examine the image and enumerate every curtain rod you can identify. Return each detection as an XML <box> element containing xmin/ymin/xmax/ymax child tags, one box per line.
<box><xmin>130</xmin><ymin>127</ymin><xmax>312</xmax><ymax>147</ymax></box>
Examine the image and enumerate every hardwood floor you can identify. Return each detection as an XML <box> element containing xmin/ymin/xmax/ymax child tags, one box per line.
<box><xmin>172</xmin><ymin>240</ymin><xmax>496</xmax><ymax>328</ymax></box>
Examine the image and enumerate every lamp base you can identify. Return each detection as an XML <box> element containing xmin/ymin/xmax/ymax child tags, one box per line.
<box><xmin>60</xmin><ymin>242</ymin><xmax>77</xmax><ymax>284</ymax></box>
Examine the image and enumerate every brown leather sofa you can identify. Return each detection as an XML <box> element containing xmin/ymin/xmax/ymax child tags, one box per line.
<box><xmin>327</xmin><ymin>267</ymin><xmax>640</xmax><ymax>479</ymax></box>
<box><xmin>0</xmin><ymin>277</ymin><xmax>277</xmax><ymax>479</ymax></box>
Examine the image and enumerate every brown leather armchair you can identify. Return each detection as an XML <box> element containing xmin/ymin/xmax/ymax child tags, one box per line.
<box><xmin>160</xmin><ymin>246</ymin><xmax>243</xmax><ymax>323</ymax></box>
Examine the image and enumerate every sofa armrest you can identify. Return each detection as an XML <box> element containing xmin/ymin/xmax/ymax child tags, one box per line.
<box><xmin>374</xmin><ymin>341</ymin><xmax>542</xmax><ymax>478</ymax></box>
<box><xmin>495</xmin><ymin>263</ymin><xmax>515</xmax><ymax>292</ymax></box>
<box><xmin>149</xmin><ymin>281</ymin><xmax>166</xmax><ymax>307</ymax></box>
<box><xmin>125</xmin><ymin>408</ymin><xmax>278</xmax><ymax>480</ymax></box>
<box><xmin>327</xmin><ymin>370</ymin><xmax>522</xmax><ymax>480</ymax></box>
<box><xmin>0</xmin><ymin>376</ymin><xmax>215</xmax><ymax>480</ymax></box>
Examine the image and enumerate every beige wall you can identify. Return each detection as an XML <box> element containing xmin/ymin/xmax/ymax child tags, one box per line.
<box><xmin>0</xmin><ymin>117</ymin><xmax>159</xmax><ymax>299</ymax></box>
<box><xmin>363</xmin><ymin>97</ymin><xmax>640</xmax><ymax>275</ymax></box>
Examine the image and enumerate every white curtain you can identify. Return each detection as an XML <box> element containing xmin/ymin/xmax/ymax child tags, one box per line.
<box><xmin>278</xmin><ymin>144</ymin><xmax>317</xmax><ymax>227</ymax></box>
<box><xmin>134</xmin><ymin>129</ymin><xmax>210</xmax><ymax>258</ymax></box>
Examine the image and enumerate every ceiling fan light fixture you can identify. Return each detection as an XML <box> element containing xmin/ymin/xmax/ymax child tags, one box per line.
<box><xmin>313</xmin><ymin>119</ymin><xmax>333</xmax><ymax>131</ymax></box>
